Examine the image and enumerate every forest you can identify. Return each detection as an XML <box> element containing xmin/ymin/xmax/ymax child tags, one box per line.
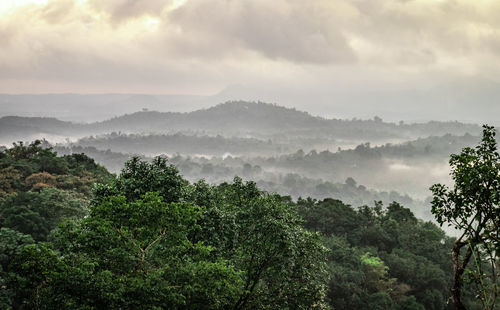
<box><xmin>1</xmin><ymin>124</ymin><xmax>499</xmax><ymax>309</ymax></box>
<box><xmin>1</xmin><ymin>102</ymin><xmax>491</xmax><ymax>222</ymax></box>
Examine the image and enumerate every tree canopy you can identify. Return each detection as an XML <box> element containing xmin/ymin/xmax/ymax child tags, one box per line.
<box><xmin>0</xmin><ymin>140</ymin><xmax>493</xmax><ymax>309</ymax></box>
<box><xmin>1</xmin><ymin>149</ymin><xmax>329</xmax><ymax>309</ymax></box>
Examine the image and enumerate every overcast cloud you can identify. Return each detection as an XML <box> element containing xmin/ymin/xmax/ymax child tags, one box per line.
<box><xmin>0</xmin><ymin>0</ymin><xmax>499</xmax><ymax>97</ymax></box>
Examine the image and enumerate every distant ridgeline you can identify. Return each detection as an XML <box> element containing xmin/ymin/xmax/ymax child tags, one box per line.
<box><xmin>0</xmin><ymin>101</ymin><xmax>481</xmax><ymax>142</ymax></box>
<box><xmin>0</xmin><ymin>141</ymin><xmax>486</xmax><ymax>309</ymax></box>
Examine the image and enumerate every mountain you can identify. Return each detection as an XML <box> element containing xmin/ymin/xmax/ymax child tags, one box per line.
<box><xmin>93</xmin><ymin>101</ymin><xmax>481</xmax><ymax>138</ymax></box>
<box><xmin>96</xmin><ymin>101</ymin><xmax>323</xmax><ymax>133</ymax></box>
<box><xmin>0</xmin><ymin>101</ymin><xmax>482</xmax><ymax>146</ymax></box>
<box><xmin>211</xmin><ymin>78</ymin><xmax>500</xmax><ymax>125</ymax></box>
<box><xmin>2</xmin><ymin>77</ymin><xmax>499</xmax><ymax>124</ymax></box>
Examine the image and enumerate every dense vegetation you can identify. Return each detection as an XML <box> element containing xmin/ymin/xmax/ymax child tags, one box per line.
<box><xmin>0</xmin><ymin>143</ymin><xmax>327</xmax><ymax>309</ymax></box>
<box><xmin>1</xmin><ymin>139</ymin><xmax>497</xmax><ymax>309</ymax></box>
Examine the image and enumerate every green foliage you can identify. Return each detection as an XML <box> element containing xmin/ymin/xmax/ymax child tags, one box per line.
<box><xmin>2</xmin><ymin>156</ymin><xmax>329</xmax><ymax>309</ymax></box>
<box><xmin>0</xmin><ymin>228</ymin><xmax>34</xmax><ymax>310</ymax></box>
<box><xmin>0</xmin><ymin>140</ymin><xmax>113</xmax><ymax>198</ymax></box>
<box><xmin>107</xmin><ymin>156</ymin><xmax>188</xmax><ymax>203</ymax></box>
<box><xmin>0</xmin><ymin>142</ymin><xmax>114</xmax><ymax>308</ymax></box>
<box><xmin>430</xmin><ymin>125</ymin><xmax>500</xmax><ymax>310</ymax></box>
<box><xmin>0</xmin><ymin>188</ymin><xmax>86</xmax><ymax>241</ymax></box>
<box><xmin>12</xmin><ymin>192</ymin><xmax>243</xmax><ymax>309</ymax></box>
<box><xmin>298</xmin><ymin>198</ymin><xmax>455</xmax><ymax>310</ymax></box>
<box><xmin>187</xmin><ymin>177</ymin><xmax>329</xmax><ymax>309</ymax></box>
<box><xmin>298</xmin><ymin>198</ymin><xmax>360</xmax><ymax>237</ymax></box>
<box><xmin>3</xmin><ymin>139</ymin><xmax>493</xmax><ymax>310</ymax></box>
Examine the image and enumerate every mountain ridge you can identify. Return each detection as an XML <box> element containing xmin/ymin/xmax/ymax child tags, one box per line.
<box><xmin>0</xmin><ymin>101</ymin><xmax>482</xmax><ymax>144</ymax></box>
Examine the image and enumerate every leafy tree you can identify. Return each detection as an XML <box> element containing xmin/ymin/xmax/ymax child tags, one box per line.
<box><xmin>361</xmin><ymin>252</ymin><xmax>394</xmax><ymax>293</ymax></box>
<box><xmin>0</xmin><ymin>228</ymin><xmax>34</xmax><ymax>310</ymax></box>
<box><xmin>430</xmin><ymin>125</ymin><xmax>500</xmax><ymax>310</ymax></box>
<box><xmin>397</xmin><ymin>296</ymin><xmax>425</xmax><ymax>310</ymax></box>
<box><xmin>8</xmin><ymin>157</ymin><xmax>329</xmax><ymax>309</ymax></box>
<box><xmin>322</xmin><ymin>235</ymin><xmax>365</xmax><ymax>309</ymax></box>
<box><xmin>298</xmin><ymin>198</ymin><xmax>360</xmax><ymax>238</ymax></box>
<box><xmin>299</xmin><ymin>197</ymin><xmax>458</xmax><ymax>309</ymax></box>
<box><xmin>4</xmin><ymin>140</ymin><xmax>68</xmax><ymax>175</ymax></box>
<box><xmin>24</xmin><ymin>172</ymin><xmax>57</xmax><ymax>191</ymax></box>
<box><xmin>0</xmin><ymin>140</ymin><xmax>112</xmax><ymax>197</ymax></box>
<box><xmin>0</xmin><ymin>167</ymin><xmax>22</xmax><ymax>196</ymax></box>
<box><xmin>3</xmin><ymin>141</ymin><xmax>483</xmax><ymax>309</ymax></box>
<box><xmin>187</xmin><ymin>177</ymin><xmax>330</xmax><ymax>309</ymax></box>
<box><xmin>0</xmin><ymin>188</ymin><xmax>86</xmax><ymax>241</ymax></box>
<box><xmin>95</xmin><ymin>156</ymin><xmax>188</xmax><ymax>204</ymax></box>
<box><xmin>12</xmin><ymin>193</ymin><xmax>243</xmax><ymax>309</ymax></box>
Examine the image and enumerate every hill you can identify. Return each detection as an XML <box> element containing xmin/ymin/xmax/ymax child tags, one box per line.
<box><xmin>94</xmin><ymin>101</ymin><xmax>481</xmax><ymax>138</ymax></box>
<box><xmin>0</xmin><ymin>101</ymin><xmax>482</xmax><ymax>145</ymax></box>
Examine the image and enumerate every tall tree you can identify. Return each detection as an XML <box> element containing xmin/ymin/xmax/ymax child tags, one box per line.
<box><xmin>430</xmin><ymin>125</ymin><xmax>500</xmax><ymax>310</ymax></box>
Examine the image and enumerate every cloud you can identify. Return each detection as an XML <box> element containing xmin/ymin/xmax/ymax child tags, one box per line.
<box><xmin>38</xmin><ymin>0</ymin><xmax>75</xmax><ymax>24</ymax></box>
<box><xmin>165</xmin><ymin>0</ymin><xmax>357</xmax><ymax>63</ymax></box>
<box><xmin>86</xmin><ymin>0</ymin><xmax>171</xmax><ymax>23</ymax></box>
<box><xmin>0</xmin><ymin>0</ymin><xmax>500</xmax><ymax>93</ymax></box>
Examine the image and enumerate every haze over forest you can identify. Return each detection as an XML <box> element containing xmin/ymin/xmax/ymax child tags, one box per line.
<box><xmin>0</xmin><ymin>100</ymin><xmax>489</xmax><ymax>219</ymax></box>
<box><xmin>1</xmin><ymin>1</ymin><xmax>499</xmax><ymax>309</ymax></box>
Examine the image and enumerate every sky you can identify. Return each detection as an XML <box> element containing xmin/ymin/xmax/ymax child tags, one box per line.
<box><xmin>0</xmin><ymin>0</ymin><xmax>499</xmax><ymax>100</ymax></box>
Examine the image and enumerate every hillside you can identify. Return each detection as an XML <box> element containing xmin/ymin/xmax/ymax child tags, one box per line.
<box><xmin>0</xmin><ymin>116</ymin><xmax>83</xmax><ymax>143</ymax></box>
<box><xmin>0</xmin><ymin>101</ymin><xmax>482</xmax><ymax>145</ymax></box>
<box><xmin>94</xmin><ymin>101</ymin><xmax>481</xmax><ymax>138</ymax></box>
<box><xmin>92</xmin><ymin>101</ymin><xmax>327</xmax><ymax>133</ymax></box>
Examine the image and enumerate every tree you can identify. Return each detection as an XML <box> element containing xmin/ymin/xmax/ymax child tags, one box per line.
<box><xmin>12</xmin><ymin>193</ymin><xmax>243</xmax><ymax>309</ymax></box>
<box><xmin>0</xmin><ymin>228</ymin><xmax>34</xmax><ymax>309</ymax></box>
<box><xmin>190</xmin><ymin>177</ymin><xmax>329</xmax><ymax>309</ymax></box>
<box><xmin>0</xmin><ymin>140</ymin><xmax>112</xmax><ymax>196</ymax></box>
<box><xmin>95</xmin><ymin>156</ymin><xmax>188</xmax><ymax>204</ymax></box>
<box><xmin>12</xmin><ymin>157</ymin><xmax>329</xmax><ymax>309</ymax></box>
<box><xmin>430</xmin><ymin>125</ymin><xmax>500</xmax><ymax>310</ymax></box>
<box><xmin>0</xmin><ymin>188</ymin><xmax>86</xmax><ymax>241</ymax></box>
